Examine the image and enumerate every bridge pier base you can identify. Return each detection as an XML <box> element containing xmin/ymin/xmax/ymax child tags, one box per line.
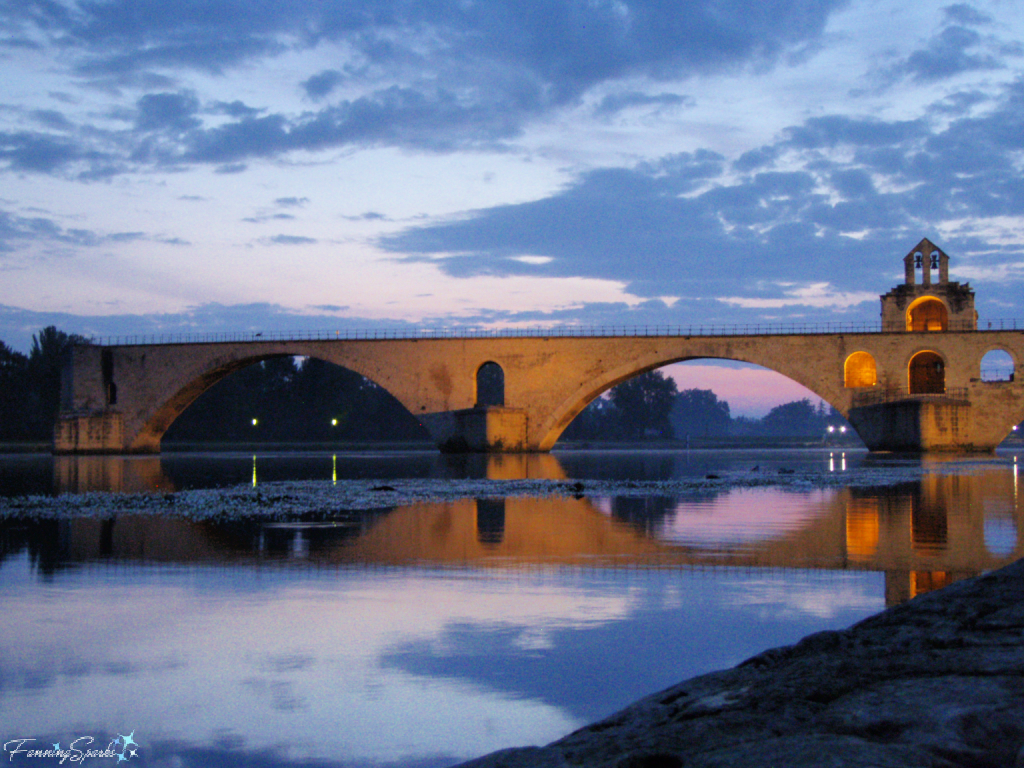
<box><xmin>420</xmin><ymin>407</ymin><xmax>531</xmax><ymax>453</ymax></box>
<box><xmin>847</xmin><ymin>399</ymin><xmax>992</xmax><ymax>452</ymax></box>
<box><xmin>54</xmin><ymin>411</ymin><xmax>141</xmax><ymax>454</ymax></box>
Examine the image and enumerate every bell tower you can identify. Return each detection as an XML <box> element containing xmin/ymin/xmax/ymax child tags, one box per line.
<box><xmin>880</xmin><ymin>238</ymin><xmax>976</xmax><ymax>332</ymax></box>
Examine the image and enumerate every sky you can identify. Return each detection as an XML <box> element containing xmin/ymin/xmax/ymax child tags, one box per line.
<box><xmin>2</xmin><ymin>0</ymin><xmax>1024</xmax><ymax>415</ymax></box>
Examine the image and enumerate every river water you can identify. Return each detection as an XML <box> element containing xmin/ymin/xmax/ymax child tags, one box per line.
<box><xmin>1</xmin><ymin>448</ymin><xmax>1021</xmax><ymax>767</ymax></box>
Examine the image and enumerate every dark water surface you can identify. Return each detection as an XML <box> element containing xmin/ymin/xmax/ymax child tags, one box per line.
<box><xmin>1</xmin><ymin>448</ymin><xmax>1021</xmax><ymax>767</ymax></box>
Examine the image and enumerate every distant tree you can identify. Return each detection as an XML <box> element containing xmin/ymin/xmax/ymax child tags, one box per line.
<box><xmin>760</xmin><ymin>398</ymin><xmax>820</xmax><ymax>436</ymax></box>
<box><xmin>729</xmin><ymin>415</ymin><xmax>759</xmax><ymax>436</ymax></box>
<box><xmin>0</xmin><ymin>341</ymin><xmax>31</xmax><ymax>440</ymax></box>
<box><xmin>670</xmin><ymin>388</ymin><xmax>731</xmax><ymax>439</ymax></box>
<box><xmin>560</xmin><ymin>395</ymin><xmax>616</xmax><ymax>441</ymax></box>
<box><xmin>25</xmin><ymin>327</ymin><xmax>87</xmax><ymax>437</ymax></box>
<box><xmin>608</xmin><ymin>369</ymin><xmax>679</xmax><ymax>440</ymax></box>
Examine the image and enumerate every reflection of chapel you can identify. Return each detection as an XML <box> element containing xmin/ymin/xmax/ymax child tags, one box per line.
<box><xmin>880</xmin><ymin>237</ymin><xmax>977</xmax><ymax>332</ymax></box>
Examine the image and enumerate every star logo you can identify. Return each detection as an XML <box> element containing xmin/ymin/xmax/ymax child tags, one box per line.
<box><xmin>112</xmin><ymin>731</ymin><xmax>139</xmax><ymax>761</ymax></box>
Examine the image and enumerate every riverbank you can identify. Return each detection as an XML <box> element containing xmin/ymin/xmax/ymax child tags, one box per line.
<box><xmin>458</xmin><ymin>557</ymin><xmax>1024</xmax><ymax>768</ymax></box>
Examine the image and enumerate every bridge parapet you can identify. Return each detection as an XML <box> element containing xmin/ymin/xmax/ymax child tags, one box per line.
<box><xmin>82</xmin><ymin>317</ymin><xmax>1019</xmax><ymax>347</ymax></box>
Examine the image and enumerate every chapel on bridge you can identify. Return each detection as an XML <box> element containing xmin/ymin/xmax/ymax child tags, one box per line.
<box><xmin>880</xmin><ymin>237</ymin><xmax>977</xmax><ymax>332</ymax></box>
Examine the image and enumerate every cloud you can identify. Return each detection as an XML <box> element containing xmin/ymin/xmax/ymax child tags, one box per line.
<box><xmin>29</xmin><ymin>109</ymin><xmax>74</xmax><ymax>130</ymax></box>
<box><xmin>17</xmin><ymin>0</ymin><xmax>847</xmax><ymax>85</ymax></box>
<box><xmin>878</xmin><ymin>5</ymin><xmax>1019</xmax><ymax>86</ymax></box>
<box><xmin>303</xmin><ymin>70</ymin><xmax>344</xmax><ymax>100</ymax></box>
<box><xmin>208</xmin><ymin>100</ymin><xmax>265</xmax><ymax>119</ymax></box>
<box><xmin>0</xmin><ymin>131</ymin><xmax>92</xmax><ymax>173</ymax></box>
<box><xmin>941</xmin><ymin>3</ymin><xmax>992</xmax><ymax>27</ymax></box>
<box><xmin>265</xmin><ymin>234</ymin><xmax>317</xmax><ymax>245</ymax></box>
<box><xmin>593</xmin><ymin>91</ymin><xmax>693</xmax><ymax>116</ymax></box>
<box><xmin>274</xmin><ymin>197</ymin><xmax>309</xmax><ymax>207</ymax></box>
<box><xmin>0</xmin><ymin>0</ymin><xmax>850</xmax><ymax>174</ymax></box>
<box><xmin>896</xmin><ymin>25</ymin><xmax>1003</xmax><ymax>82</ymax></box>
<box><xmin>135</xmin><ymin>92</ymin><xmax>201</xmax><ymax>133</ymax></box>
<box><xmin>379</xmin><ymin>77</ymin><xmax>1024</xmax><ymax>315</ymax></box>
<box><xmin>243</xmin><ymin>213</ymin><xmax>295</xmax><ymax>223</ymax></box>
<box><xmin>0</xmin><ymin>207</ymin><xmax>154</xmax><ymax>253</ymax></box>
<box><xmin>718</xmin><ymin>283</ymin><xmax>878</xmax><ymax>309</ymax></box>
<box><xmin>0</xmin><ymin>301</ymin><xmax>427</xmax><ymax>353</ymax></box>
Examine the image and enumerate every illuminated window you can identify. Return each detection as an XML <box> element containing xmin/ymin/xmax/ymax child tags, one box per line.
<box><xmin>910</xmin><ymin>571</ymin><xmax>953</xmax><ymax>598</ymax></box>
<box><xmin>907</xmin><ymin>298</ymin><xmax>948</xmax><ymax>331</ymax></box>
<box><xmin>844</xmin><ymin>351</ymin><xmax>877</xmax><ymax>388</ymax></box>
<box><xmin>908</xmin><ymin>351</ymin><xmax>945</xmax><ymax>394</ymax></box>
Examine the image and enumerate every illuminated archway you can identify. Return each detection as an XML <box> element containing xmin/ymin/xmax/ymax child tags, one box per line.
<box><xmin>906</xmin><ymin>297</ymin><xmax>948</xmax><ymax>332</ymax></box>
<box><xmin>844</xmin><ymin>351</ymin><xmax>877</xmax><ymax>388</ymax></box>
<box><xmin>476</xmin><ymin>361</ymin><xmax>504</xmax><ymax>406</ymax></box>
<box><xmin>908</xmin><ymin>351</ymin><xmax>945</xmax><ymax>394</ymax></box>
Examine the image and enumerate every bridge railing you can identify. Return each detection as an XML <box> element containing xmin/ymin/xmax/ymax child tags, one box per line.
<box><xmin>851</xmin><ymin>387</ymin><xmax>971</xmax><ymax>407</ymax></box>
<box><xmin>84</xmin><ymin>319</ymin><xmax>1021</xmax><ymax>347</ymax></box>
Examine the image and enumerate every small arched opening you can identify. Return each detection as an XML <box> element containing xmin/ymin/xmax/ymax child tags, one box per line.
<box><xmin>906</xmin><ymin>297</ymin><xmax>948</xmax><ymax>332</ymax></box>
<box><xmin>908</xmin><ymin>351</ymin><xmax>945</xmax><ymax>394</ymax></box>
<box><xmin>476</xmin><ymin>362</ymin><xmax>504</xmax><ymax>407</ymax></box>
<box><xmin>980</xmin><ymin>349</ymin><xmax>1015</xmax><ymax>382</ymax></box>
<box><xmin>844</xmin><ymin>351</ymin><xmax>877</xmax><ymax>388</ymax></box>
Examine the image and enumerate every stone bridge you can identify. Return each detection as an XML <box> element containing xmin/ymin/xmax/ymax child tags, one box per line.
<box><xmin>56</xmin><ymin>239</ymin><xmax>1024</xmax><ymax>454</ymax></box>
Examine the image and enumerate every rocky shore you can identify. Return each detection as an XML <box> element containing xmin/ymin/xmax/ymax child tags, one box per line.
<box><xmin>459</xmin><ymin>558</ymin><xmax>1024</xmax><ymax>768</ymax></box>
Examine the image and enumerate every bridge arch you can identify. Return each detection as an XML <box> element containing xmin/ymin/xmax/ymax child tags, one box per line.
<box><xmin>135</xmin><ymin>351</ymin><xmax>426</xmax><ymax>451</ymax></box>
<box><xmin>906</xmin><ymin>296</ymin><xmax>948</xmax><ymax>332</ymax></box>
<box><xmin>540</xmin><ymin>351</ymin><xmax>848</xmax><ymax>451</ymax></box>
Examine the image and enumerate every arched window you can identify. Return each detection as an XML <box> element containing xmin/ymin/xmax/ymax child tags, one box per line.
<box><xmin>908</xmin><ymin>351</ymin><xmax>945</xmax><ymax>394</ymax></box>
<box><xmin>476</xmin><ymin>362</ymin><xmax>504</xmax><ymax>406</ymax></box>
<box><xmin>844</xmin><ymin>351</ymin><xmax>877</xmax><ymax>388</ymax></box>
<box><xmin>907</xmin><ymin>298</ymin><xmax>948</xmax><ymax>332</ymax></box>
<box><xmin>980</xmin><ymin>349</ymin><xmax>1015</xmax><ymax>382</ymax></box>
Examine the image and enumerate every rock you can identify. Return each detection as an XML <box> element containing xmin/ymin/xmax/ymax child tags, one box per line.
<box><xmin>457</xmin><ymin>558</ymin><xmax>1024</xmax><ymax>768</ymax></box>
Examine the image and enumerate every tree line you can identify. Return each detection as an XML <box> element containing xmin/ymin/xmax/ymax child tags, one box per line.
<box><xmin>1</xmin><ymin>327</ymin><xmax>852</xmax><ymax>444</ymax></box>
<box><xmin>0</xmin><ymin>327</ymin><xmax>85</xmax><ymax>441</ymax></box>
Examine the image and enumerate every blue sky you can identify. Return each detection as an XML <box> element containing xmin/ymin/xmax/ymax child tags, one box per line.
<box><xmin>2</xmin><ymin>1</ymin><xmax>1024</xmax><ymax>411</ymax></box>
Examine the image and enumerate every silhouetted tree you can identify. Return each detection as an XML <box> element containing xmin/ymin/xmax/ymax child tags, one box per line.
<box><xmin>609</xmin><ymin>370</ymin><xmax>678</xmax><ymax>439</ymax></box>
<box><xmin>0</xmin><ymin>341</ymin><xmax>31</xmax><ymax>440</ymax></box>
<box><xmin>563</xmin><ymin>370</ymin><xmax>679</xmax><ymax>440</ymax></box>
<box><xmin>24</xmin><ymin>327</ymin><xmax>86</xmax><ymax>437</ymax></box>
<box><xmin>760</xmin><ymin>398</ymin><xmax>820</xmax><ymax>436</ymax></box>
<box><xmin>559</xmin><ymin>396</ymin><xmax>616</xmax><ymax>440</ymax></box>
<box><xmin>670</xmin><ymin>388</ymin><xmax>731</xmax><ymax>438</ymax></box>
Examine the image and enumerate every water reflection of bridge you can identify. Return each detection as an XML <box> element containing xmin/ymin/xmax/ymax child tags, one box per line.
<box><xmin>25</xmin><ymin>454</ymin><xmax>1024</xmax><ymax>606</ymax></box>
